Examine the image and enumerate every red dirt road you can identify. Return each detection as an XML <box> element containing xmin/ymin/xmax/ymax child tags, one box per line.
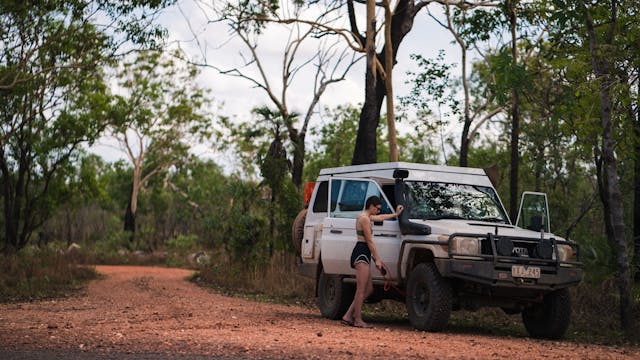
<box><xmin>0</xmin><ymin>265</ymin><xmax>637</xmax><ymax>359</ymax></box>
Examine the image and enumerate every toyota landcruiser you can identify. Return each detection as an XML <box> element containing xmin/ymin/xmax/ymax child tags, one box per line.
<box><xmin>292</xmin><ymin>162</ymin><xmax>582</xmax><ymax>339</ymax></box>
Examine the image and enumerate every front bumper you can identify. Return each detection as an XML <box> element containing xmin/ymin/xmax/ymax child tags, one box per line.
<box><xmin>434</xmin><ymin>258</ymin><xmax>583</xmax><ymax>290</ymax></box>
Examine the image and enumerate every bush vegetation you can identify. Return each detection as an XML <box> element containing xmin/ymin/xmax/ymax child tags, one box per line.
<box><xmin>0</xmin><ymin>246</ymin><xmax>98</xmax><ymax>302</ymax></box>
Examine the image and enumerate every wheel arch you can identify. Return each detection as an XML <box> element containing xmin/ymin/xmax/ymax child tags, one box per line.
<box><xmin>406</xmin><ymin>247</ymin><xmax>436</xmax><ymax>275</ymax></box>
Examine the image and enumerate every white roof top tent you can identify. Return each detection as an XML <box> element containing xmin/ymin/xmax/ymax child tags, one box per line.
<box><xmin>318</xmin><ymin>162</ymin><xmax>493</xmax><ymax>188</ymax></box>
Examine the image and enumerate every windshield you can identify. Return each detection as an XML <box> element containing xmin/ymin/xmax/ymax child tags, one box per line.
<box><xmin>404</xmin><ymin>181</ymin><xmax>508</xmax><ymax>223</ymax></box>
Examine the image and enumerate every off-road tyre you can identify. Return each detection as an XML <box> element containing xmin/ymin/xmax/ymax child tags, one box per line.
<box><xmin>318</xmin><ymin>269</ymin><xmax>354</xmax><ymax>320</ymax></box>
<box><xmin>406</xmin><ymin>263</ymin><xmax>452</xmax><ymax>332</ymax></box>
<box><xmin>291</xmin><ymin>209</ymin><xmax>307</xmax><ymax>255</ymax></box>
<box><xmin>522</xmin><ymin>288</ymin><xmax>571</xmax><ymax>340</ymax></box>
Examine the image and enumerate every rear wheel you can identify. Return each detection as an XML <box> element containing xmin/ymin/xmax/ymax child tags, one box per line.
<box><xmin>522</xmin><ymin>288</ymin><xmax>571</xmax><ymax>339</ymax></box>
<box><xmin>405</xmin><ymin>263</ymin><xmax>452</xmax><ymax>332</ymax></box>
<box><xmin>318</xmin><ymin>269</ymin><xmax>354</xmax><ymax>320</ymax></box>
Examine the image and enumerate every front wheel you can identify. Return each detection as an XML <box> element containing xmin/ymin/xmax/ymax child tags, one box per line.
<box><xmin>522</xmin><ymin>288</ymin><xmax>571</xmax><ymax>339</ymax></box>
<box><xmin>317</xmin><ymin>269</ymin><xmax>354</xmax><ymax>320</ymax></box>
<box><xmin>405</xmin><ymin>263</ymin><xmax>452</xmax><ymax>332</ymax></box>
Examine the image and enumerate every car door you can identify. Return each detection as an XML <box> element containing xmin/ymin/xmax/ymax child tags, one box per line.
<box><xmin>321</xmin><ymin>178</ymin><xmax>400</xmax><ymax>278</ymax></box>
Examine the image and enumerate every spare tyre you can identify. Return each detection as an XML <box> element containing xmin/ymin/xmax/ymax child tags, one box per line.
<box><xmin>292</xmin><ymin>208</ymin><xmax>307</xmax><ymax>254</ymax></box>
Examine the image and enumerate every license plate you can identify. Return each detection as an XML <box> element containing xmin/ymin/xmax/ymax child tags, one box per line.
<box><xmin>512</xmin><ymin>265</ymin><xmax>541</xmax><ymax>279</ymax></box>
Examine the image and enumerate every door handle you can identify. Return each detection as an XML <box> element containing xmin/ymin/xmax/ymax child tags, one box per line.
<box><xmin>330</xmin><ymin>229</ymin><xmax>343</xmax><ymax>234</ymax></box>
<box><xmin>374</xmin><ymin>233</ymin><xmax>397</xmax><ymax>238</ymax></box>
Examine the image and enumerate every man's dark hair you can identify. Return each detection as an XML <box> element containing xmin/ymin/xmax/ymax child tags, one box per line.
<box><xmin>365</xmin><ymin>195</ymin><xmax>382</xmax><ymax>209</ymax></box>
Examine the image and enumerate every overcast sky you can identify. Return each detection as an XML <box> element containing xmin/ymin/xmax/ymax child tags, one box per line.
<box><xmin>93</xmin><ymin>0</ymin><xmax>464</xmax><ymax>168</ymax></box>
<box><xmin>162</xmin><ymin>0</ymin><xmax>458</xmax><ymax>118</ymax></box>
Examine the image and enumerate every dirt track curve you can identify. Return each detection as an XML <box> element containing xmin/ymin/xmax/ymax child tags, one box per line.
<box><xmin>0</xmin><ymin>265</ymin><xmax>637</xmax><ymax>359</ymax></box>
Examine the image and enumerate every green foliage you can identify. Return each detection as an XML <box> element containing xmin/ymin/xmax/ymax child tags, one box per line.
<box><xmin>0</xmin><ymin>0</ymin><xmax>173</xmax><ymax>252</ymax></box>
<box><xmin>222</xmin><ymin>0</ymin><xmax>282</xmax><ymax>34</ymax></box>
<box><xmin>95</xmin><ymin>226</ymin><xmax>131</xmax><ymax>255</ymax></box>
<box><xmin>109</xmin><ymin>49</ymin><xmax>213</xmax><ymax>241</ymax></box>
<box><xmin>304</xmin><ymin>105</ymin><xmax>391</xmax><ymax>181</ymax></box>
<box><xmin>166</xmin><ymin>234</ymin><xmax>200</xmax><ymax>254</ymax></box>
<box><xmin>256</xmin><ymin>107</ymin><xmax>290</xmax><ymax>194</ymax></box>
<box><xmin>401</xmin><ymin>51</ymin><xmax>459</xmax><ymax>121</ymax></box>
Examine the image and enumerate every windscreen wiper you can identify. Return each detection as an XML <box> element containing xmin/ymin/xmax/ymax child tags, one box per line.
<box><xmin>424</xmin><ymin>214</ymin><xmax>466</xmax><ymax>220</ymax></box>
<box><xmin>472</xmin><ymin>217</ymin><xmax>508</xmax><ymax>223</ymax></box>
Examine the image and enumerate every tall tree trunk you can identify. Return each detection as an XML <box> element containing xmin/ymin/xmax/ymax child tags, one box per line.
<box><xmin>66</xmin><ymin>208</ymin><xmax>72</xmax><ymax>247</ymax></box>
<box><xmin>383</xmin><ymin>0</ymin><xmax>398</xmax><ymax>162</ymax></box>
<box><xmin>269</xmin><ymin>191</ymin><xmax>275</xmax><ymax>257</ymax></box>
<box><xmin>595</xmin><ymin>148</ymin><xmax>615</xmax><ymax>247</ymax></box>
<box><xmin>353</xmin><ymin>0</ymin><xmax>379</xmax><ymax>165</ymax></box>
<box><xmin>634</xmin><ymin>75</ymin><xmax>640</xmax><ymax>282</ymax></box>
<box><xmin>351</xmin><ymin>0</ymin><xmax>417</xmax><ymax>165</ymax></box>
<box><xmin>0</xmin><ymin>145</ymin><xmax>28</xmax><ymax>252</ymax></box>
<box><xmin>0</xmin><ymin>157</ymin><xmax>17</xmax><ymax>253</ymax></box>
<box><xmin>124</xmin><ymin>183</ymin><xmax>137</xmax><ymax>243</ymax></box>
<box><xmin>508</xmin><ymin>0</ymin><xmax>520</xmax><ymax>222</ymax></box>
<box><xmin>584</xmin><ymin>1</ymin><xmax>633</xmax><ymax>332</ymax></box>
<box><xmin>453</xmin><ymin>5</ymin><xmax>471</xmax><ymax>167</ymax></box>
<box><xmin>289</xmin><ymin>128</ymin><xmax>305</xmax><ymax>189</ymax></box>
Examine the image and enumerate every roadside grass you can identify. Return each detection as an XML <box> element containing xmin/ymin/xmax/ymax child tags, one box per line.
<box><xmin>0</xmin><ymin>246</ymin><xmax>98</xmax><ymax>303</ymax></box>
<box><xmin>192</xmin><ymin>251</ymin><xmax>316</xmax><ymax>307</ymax></box>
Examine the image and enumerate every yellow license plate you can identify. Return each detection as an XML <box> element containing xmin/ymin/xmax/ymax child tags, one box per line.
<box><xmin>512</xmin><ymin>265</ymin><xmax>541</xmax><ymax>279</ymax></box>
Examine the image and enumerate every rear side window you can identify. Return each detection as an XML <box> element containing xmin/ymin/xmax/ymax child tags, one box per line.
<box><xmin>312</xmin><ymin>181</ymin><xmax>328</xmax><ymax>212</ymax></box>
<box><xmin>313</xmin><ymin>180</ymin><xmax>341</xmax><ymax>212</ymax></box>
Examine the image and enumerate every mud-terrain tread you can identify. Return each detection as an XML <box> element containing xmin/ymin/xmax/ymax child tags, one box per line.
<box><xmin>522</xmin><ymin>288</ymin><xmax>571</xmax><ymax>339</ymax></box>
<box><xmin>318</xmin><ymin>269</ymin><xmax>354</xmax><ymax>320</ymax></box>
<box><xmin>406</xmin><ymin>263</ymin><xmax>452</xmax><ymax>332</ymax></box>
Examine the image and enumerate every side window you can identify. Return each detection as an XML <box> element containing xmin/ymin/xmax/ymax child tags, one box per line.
<box><xmin>330</xmin><ymin>179</ymin><xmax>392</xmax><ymax>218</ymax></box>
<box><xmin>312</xmin><ymin>181</ymin><xmax>328</xmax><ymax>213</ymax></box>
<box><xmin>340</xmin><ymin>180</ymin><xmax>368</xmax><ymax>211</ymax></box>
<box><xmin>311</xmin><ymin>180</ymin><xmax>341</xmax><ymax>213</ymax></box>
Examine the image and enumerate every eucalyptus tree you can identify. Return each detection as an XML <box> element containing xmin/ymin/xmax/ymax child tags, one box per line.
<box><xmin>186</xmin><ymin>0</ymin><xmax>359</xmax><ymax>189</ymax></box>
<box><xmin>0</xmin><ymin>0</ymin><xmax>173</xmax><ymax>252</ymax></box>
<box><xmin>403</xmin><ymin>3</ymin><xmax>507</xmax><ymax>168</ymax></box>
<box><xmin>193</xmin><ymin>0</ymin><xmax>500</xmax><ymax>169</ymax></box>
<box><xmin>214</xmin><ymin>106</ymin><xmax>300</xmax><ymax>255</ymax></box>
<box><xmin>546</xmin><ymin>0</ymin><xmax>637</xmax><ymax>332</ymax></box>
<box><xmin>108</xmin><ymin>50</ymin><xmax>212</xmax><ymax>242</ymax></box>
<box><xmin>343</xmin><ymin>0</ymin><xmax>500</xmax><ymax>165</ymax></box>
<box><xmin>581</xmin><ymin>0</ymin><xmax>633</xmax><ymax>332</ymax></box>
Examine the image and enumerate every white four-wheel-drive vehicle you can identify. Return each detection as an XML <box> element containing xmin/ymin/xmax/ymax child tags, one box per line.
<box><xmin>292</xmin><ymin>162</ymin><xmax>582</xmax><ymax>339</ymax></box>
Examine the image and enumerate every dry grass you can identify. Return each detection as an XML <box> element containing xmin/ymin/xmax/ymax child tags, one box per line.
<box><xmin>0</xmin><ymin>247</ymin><xmax>98</xmax><ymax>302</ymax></box>
<box><xmin>193</xmin><ymin>253</ymin><xmax>639</xmax><ymax>346</ymax></box>
<box><xmin>193</xmin><ymin>251</ymin><xmax>316</xmax><ymax>306</ymax></box>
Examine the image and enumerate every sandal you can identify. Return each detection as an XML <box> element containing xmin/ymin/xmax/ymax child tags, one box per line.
<box><xmin>341</xmin><ymin>319</ymin><xmax>354</xmax><ymax>326</ymax></box>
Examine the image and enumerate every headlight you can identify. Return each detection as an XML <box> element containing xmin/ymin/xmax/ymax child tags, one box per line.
<box><xmin>451</xmin><ymin>236</ymin><xmax>480</xmax><ymax>255</ymax></box>
<box><xmin>556</xmin><ymin>244</ymin><xmax>574</xmax><ymax>262</ymax></box>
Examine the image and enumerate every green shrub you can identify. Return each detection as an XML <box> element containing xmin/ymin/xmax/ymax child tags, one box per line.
<box><xmin>167</xmin><ymin>234</ymin><xmax>200</xmax><ymax>254</ymax></box>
